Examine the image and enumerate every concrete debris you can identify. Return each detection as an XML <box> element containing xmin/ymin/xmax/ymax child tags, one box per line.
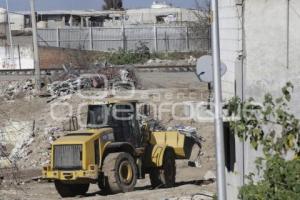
<box><xmin>47</xmin><ymin>127</ymin><xmax>63</xmax><ymax>147</ymax></box>
<box><xmin>0</xmin><ymin>121</ymin><xmax>35</xmax><ymax>168</ymax></box>
<box><xmin>47</xmin><ymin>77</ymin><xmax>92</xmax><ymax>97</ymax></box>
<box><xmin>170</xmin><ymin>125</ymin><xmax>198</xmax><ymax>136</ymax></box>
<box><xmin>165</xmin><ymin>193</ymin><xmax>215</xmax><ymax>200</ymax></box>
<box><xmin>120</xmin><ymin>69</ymin><xmax>130</xmax><ymax>82</ymax></box>
<box><xmin>0</xmin><ymin>67</ymin><xmax>139</xmax><ymax>102</ymax></box>
<box><xmin>0</xmin><ymin>143</ymin><xmax>8</xmax><ymax>157</ymax></box>
<box><xmin>203</xmin><ymin>170</ymin><xmax>216</xmax><ymax>181</ymax></box>
<box><xmin>97</xmin><ymin>67</ymin><xmax>138</xmax><ymax>87</ymax></box>
<box><xmin>0</xmin><ymin>80</ymin><xmax>34</xmax><ymax>100</ymax></box>
<box><xmin>167</xmin><ymin>125</ymin><xmax>204</xmax><ymax>168</ymax></box>
<box><xmin>169</xmin><ymin>125</ymin><xmax>205</xmax><ymax>144</ymax></box>
<box><xmin>46</xmin><ymin>67</ymin><xmax>138</xmax><ymax>99</ymax></box>
<box><xmin>145</xmin><ymin>57</ymin><xmax>197</xmax><ymax>66</ymax></box>
<box><xmin>188</xmin><ymin>56</ymin><xmax>197</xmax><ymax>65</ymax></box>
<box><xmin>139</xmin><ymin>115</ymin><xmax>166</xmax><ymax>131</ymax></box>
<box><xmin>146</xmin><ymin>58</ymin><xmax>163</xmax><ymax>65</ymax></box>
<box><xmin>9</xmin><ymin>132</ymin><xmax>34</xmax><ymax>162</ymax></box>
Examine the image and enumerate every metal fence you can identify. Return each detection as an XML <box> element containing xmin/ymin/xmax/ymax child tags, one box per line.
<box><xmin>37</xmin><ymin>25</ymin><xmax>210</xmax><ymax>53</ymax></box>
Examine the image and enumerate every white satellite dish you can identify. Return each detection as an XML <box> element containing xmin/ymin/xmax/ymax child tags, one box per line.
<box><xmin>196</xmin><ymin>55</ymin><xmax>227</xmax><ymax>83</ymax></box>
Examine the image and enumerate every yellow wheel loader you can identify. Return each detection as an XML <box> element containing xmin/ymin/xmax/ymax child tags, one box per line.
<box><xmin>42</xmin><ymin>99</ymin><xmax>203</xmax><ymax>197</ymax></box>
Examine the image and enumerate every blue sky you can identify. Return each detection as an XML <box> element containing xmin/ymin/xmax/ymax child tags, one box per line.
<box><xmin>0</xmin><ymin>0</ymin><xmax>206</xmax><ymax>11</ymax></box>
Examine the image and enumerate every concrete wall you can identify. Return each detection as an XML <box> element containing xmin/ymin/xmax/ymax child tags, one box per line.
<box><xmin>10</xmin><ymin>13</ymin><xmax>25</xmax><ymax>31</ymax></box>
<box><xmin>219</xmin><ymin>0</ymin><xmax>244</xmax><ymax>199</ymax></box>
<box><xmin>219</xmin><ymin>0</ymin><xmax>242</xmax><ymax>99</ymax></box>
<box><xmin>245</xmin><ymin>0</ymin><xmax>300</xmax><ymax>102</ymax></box>
<box><xmin>243</xmin><ymin>0</ymin><xmax>300</xmax><ymax>181</ymax></box>
<box><xmin>0</xmin><ymin>45</ymin><xmax>33</xmax><ymax>69</ymax></box>
<box><xmin>219</xmin><ymin>0</ymin><xmax>300</xmax><ymax>199</ymax></box>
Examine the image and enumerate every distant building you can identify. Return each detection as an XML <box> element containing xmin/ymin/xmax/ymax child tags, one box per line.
<box><xmin>9</xmin><ymin>12</ymin><xmax>25</xmax><ymax>31</ymax></box>
<box><xmin>3</xmin><ymin>3</ymin><xmax>201</xmax><ymax>31</ymax></box>
<box><xmin>0</xmin><ymin>8</ymin><xmax>8</xmax><ymax>39</ymax></box>
<box><xmin>110</xmin><ymin>7</ymin><xmax>199</xmax><ymax>26</ymax></box>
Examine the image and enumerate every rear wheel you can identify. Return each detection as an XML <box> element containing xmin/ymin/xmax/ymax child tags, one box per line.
<box><xmin>54</xmin><ymin>180</ymin><xmax>89</xmax><ymax>197</ymax></box>
<box><xmin>102</xmin><ymin>152</ymin><xmax>137</xmax><ymax>194</ymax></box>
<box><xmin>149</xmin><ymin>148</ymin><xmax>176</xmax><ymax>188</ymax></box>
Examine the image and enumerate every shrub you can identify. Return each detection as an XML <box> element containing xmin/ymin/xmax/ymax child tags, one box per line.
<box><xmin>239</xmin><ymin>156</ymin><xmax>300</xmax><ymax>200</ymax></box>
<box><xmin>227</xmin><ymin>82</ymin><xmax>300</xmax><ymax>200</ymax></box>
<box><xmin>108</xmin><ymin>41</ymin><xmax>150</xmax><ymax>65</ymax></box>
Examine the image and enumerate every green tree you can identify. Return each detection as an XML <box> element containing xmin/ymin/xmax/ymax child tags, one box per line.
<box><xmin>102</xmin><ymin>0</ymin><xmax>123</xmax><ymax>10</ymax></box>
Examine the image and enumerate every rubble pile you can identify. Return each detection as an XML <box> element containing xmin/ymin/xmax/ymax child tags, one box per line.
<box><xmin>96</xmin><ymin>67</ymin><xmax>139</xmax><ymax>87</ymax></box>
<box><xmin>0</xmin><ymin>66</ymin><xmax>139</xmax><ymax>101</ymax></box>
<box><xmin>47</xmin><ymin>67</ymin><xmax>139</xmax><ymax>98</ymax></box>
<box><xmin>47</xmin><ymin>77</ymin><xmax>92</xmax><ymax>97</ymax></box>
<box><xmin>0</xmin><ymin>123</ymin><xmax>65</xmax><ymax>169</ymax></box>
<box><xmin>0</xmin><ymin>121</ymin><xmax>34</xmax><ymax>168</ymax></box>
<box><xmin>0</xmin><ymin>80</ymin><xmax>34</xmax><ymax>100</ymax></box>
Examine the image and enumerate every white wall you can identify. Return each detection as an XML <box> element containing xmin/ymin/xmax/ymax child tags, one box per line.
<box><xmin>219</xmin><ymin>0</ymin><xmax>300</xmax><ymax>199</ymax></box>
<box><xmin>245</xmin><ymin>0</ymin><xmax>300</xmax><ymax>104</ymax></box>
<box><xmin>219</xmin><ymin>0</ymin><xmax>244</xmax><ymax>199</ymax></box>
<box><xmin>219</xmin><ymin>0</ymin><xmax>242</xmax><ymax>99</ymax></box>
<box><xmin>243</xmin><ymin>0</ymin><xmax>300</xmax><ymax>181</ymax></box>
<box><xmin>10</xmin><ymin>13</ymin><xmax>25</xmax><ymax>31</ymax></box>
<box><xmin>0</xmin><ymin>46</ymin><xmax>34</xmax><ymax>69</ymax></box>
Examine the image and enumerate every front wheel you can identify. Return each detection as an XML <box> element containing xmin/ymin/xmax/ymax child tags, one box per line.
<box><xmin>149</xmin><ymin>148</ymin><xmax>176</xmax><ymax>188</ymax></box>
<box><xmin>102</xmin><ymin>152</ymin><xmax>137</xmax><ymax>194</ymax></box>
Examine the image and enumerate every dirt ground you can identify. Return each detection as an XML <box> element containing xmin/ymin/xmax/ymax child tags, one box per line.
<box><xmin>0</xmin><ymin>163</ymin><xmax>216</xmax><ymax>200</ymax></box>
<box><xmin>0</xmin><ymin>71</ymin><xmax>216</xmax><ymax>200</ymax></box>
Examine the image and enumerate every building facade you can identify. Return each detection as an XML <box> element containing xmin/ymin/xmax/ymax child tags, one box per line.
<box><xmin>219</xmin><ymin>0</ymin><xmax>300</xmax><ymax>199</ymax></box>
<box><xmin>4</xmin><ymin>5</ymin><xmax>201</xmax><ymax>31</ymax></box>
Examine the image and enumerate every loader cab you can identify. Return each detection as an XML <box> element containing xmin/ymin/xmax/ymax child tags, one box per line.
<box><xmin>87</xmin><ymin>100</ymin><xmax>141</xmax><ymax>147</ymax></box>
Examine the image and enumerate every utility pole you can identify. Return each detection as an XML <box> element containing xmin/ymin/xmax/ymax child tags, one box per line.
<box><xmin>211</xmin><ymin>0</ymin><xmax>227</xmax><ymax>199</ymax></box>
<box><xmin>287</xmin><ymin>0</ymin><xmax>290</xmax><ymax>69</ymax></box>
<box><xmin>30</xmin><ymin>0</ymin><xmax>41</xmax><ymax>91</ymax></box>
<box><xmin>5</xmin><ymin>0</ymin><xmax>15</xmax><ymax>68</ymax></box>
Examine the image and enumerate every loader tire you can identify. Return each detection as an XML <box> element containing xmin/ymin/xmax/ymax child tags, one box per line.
<box><xmin>54</xmin><ymin>180</ymin><xmax>89</xmax><ymax>197</ymax></box>
<box><xmin>102</xmin><ymin>152</ymin><xmax>137</xmax><ymax>194</ymax></box>
<box><xmin>149</xmin><ymin>148</ymin><xmax>176</xmax><ymax>188</ymax></box>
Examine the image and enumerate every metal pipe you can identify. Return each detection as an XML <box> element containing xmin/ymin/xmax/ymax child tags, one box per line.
<box><xmin>211</xmin><ymin>0</ymin><xmax>227</xmax><ymax>199</ymax></box>
<box><xmin>30</xmin><ymin>0</ymin><xmax>41</xmax><ymax>91</ymax></box>
<box><xmin>241</xmin><ymin>0</ymin><xmax>246</xmax><ymax>187</ymax></box>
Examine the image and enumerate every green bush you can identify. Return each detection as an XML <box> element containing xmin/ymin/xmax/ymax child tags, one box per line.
<box><xmin>106</xmin><ymin>41</ymin><xmax>206</xmax><ymax>65</ymax></box>
<box><xmin>108</xmin><ymin>41</ymin><xmax>150</xmax><ymax>65</ymax></box>
<box><xmin>239</xmin><ymin>156</ymin><xmax>300</xmax><ymax>200</ymax></box>
<box><xmin>228</xmin><ymin>82</ymin><xmax>300</xmax><ymax>200</ymax></box>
